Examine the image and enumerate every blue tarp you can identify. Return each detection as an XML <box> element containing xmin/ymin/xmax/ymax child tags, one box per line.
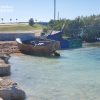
<box><xmin>47</xmin><ymin>31</ymin><xmax>62</xmax><ymax>40</ymax></box>
<box><xmin>20</xmin><ymin>35</ymin><xmax>34</xmax><ymax>42</ymax></box>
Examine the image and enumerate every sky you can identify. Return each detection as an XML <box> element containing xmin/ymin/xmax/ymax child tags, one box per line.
<box><xmin>0</xmin><ymin>0</ymin><xmax>100</xmax><ymax>22</ymax></box>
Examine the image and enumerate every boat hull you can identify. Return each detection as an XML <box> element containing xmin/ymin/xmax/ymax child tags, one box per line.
<box><xmin>17</xmin><ymin>41</ymin><xmax>60</xmax><ymax>56</ymax></box>
<box><xmin>47</xmin><ymin>31</ymin><xmax>82</xmax><ymax>49</ymax></box>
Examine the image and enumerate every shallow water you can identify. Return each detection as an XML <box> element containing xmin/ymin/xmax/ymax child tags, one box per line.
<box><xmin>10</xmin><ymin>46</ymin><xmax>100</xmax><ymax>100</ymax></box>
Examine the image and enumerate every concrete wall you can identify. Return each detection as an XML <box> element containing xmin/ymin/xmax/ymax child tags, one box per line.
<box><xmin>0</xmin><ymin>33</ymin><xmax>35</xmax><ymax>41</ymax></box>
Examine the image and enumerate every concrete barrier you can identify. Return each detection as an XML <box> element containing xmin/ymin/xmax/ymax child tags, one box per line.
<box><xmin>0</xmin><ymin>33</ymin><xmax>34</xmax><ymax>41</ymax></box>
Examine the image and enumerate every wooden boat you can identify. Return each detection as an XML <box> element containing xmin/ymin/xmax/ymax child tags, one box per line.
<box><xmin>45</xmin><ymin>24</ymin><xmax>82</xmax><ymax>49</ymax></box>
<box><xmin>46</xmin><ymin>31</ymin><xmax>82</xmax><ymax>49</ymax></box>
<box><xmin>16</xmin><ymin>36</ymin><xmax>60</xmax><ymax>57</ymax></box>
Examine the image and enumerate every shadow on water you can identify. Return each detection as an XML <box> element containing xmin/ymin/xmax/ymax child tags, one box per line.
<box><xmin>20</xmin><ymin>52</ymin><xmax>61</xmax><ymax>59</ymax></box>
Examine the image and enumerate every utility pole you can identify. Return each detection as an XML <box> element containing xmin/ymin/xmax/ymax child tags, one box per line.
<box><xmin>54</xmin><ymin>0</ymin><xmax>56</xmax><ymax>21</ymax></box>
<box><xmin>58</xmin><ymin>11</ymin><xmax>59</xmax><ymax>20</ymax></box>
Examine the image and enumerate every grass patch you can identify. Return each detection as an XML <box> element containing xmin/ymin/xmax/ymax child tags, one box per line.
<box><xmin>0</xmin><ymin>23</ymin><xmax>44</xmax><ymax>32</ymax></box>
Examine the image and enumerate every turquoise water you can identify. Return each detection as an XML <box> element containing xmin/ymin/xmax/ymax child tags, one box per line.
<box><xmin>10</xmin><ymin>46</ymin><xmax>100</xmax><ymax>100</ymax></box>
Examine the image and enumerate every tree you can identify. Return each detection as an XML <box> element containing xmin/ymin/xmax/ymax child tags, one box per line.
<box><xmin>1</xmin><ymin>18</ymin><xmax>3</xmax><ymax>23</ymax></box>
<box><xmin>35</xmin><ymin>19</ymin><xmax>37</xmax><ymax>22</ymax></box>
<box><xmin>16</xmin><ymin>18</ymin><xmax>18</xmax><ymax>22</ymax></box>
<box><xmin>49</xmin><ymin>20</ymin><xmax>55</xmax><ymax>29</ymax></box>
<box><xmin>49</xmin><ymin>19</ymin><xmax>66</xmax><ymax>31</ymax></box>
<box><xmin>10</xmin><ymin>18</ymin><xmax>12</xmax><ymax>23</ymax></box>
<box><xmin>48</xmin><ymin>14</ymin><xmax>100</xmax><ymax>41</ymax></box>
<box><xmin>29</xmin><ymin>18</ymin><xmax>34</xmax><ymax>26</ymax></box>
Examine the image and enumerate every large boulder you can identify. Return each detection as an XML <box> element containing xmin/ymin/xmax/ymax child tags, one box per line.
<box><xmin>0</xmin><ymin>54</ymin><xmax>11</xmax><ymax>76</ymax></box>
<box><xmin>0</xmin><ymin>54</ymin><xmax>10</xmax><ymax>64</ymax></box>
<box><xmin>0</xmin><ymin>64</ymin><xmax>10</xmax><ymax>76</ymax></box>
<box><xmin>0</xmin><ymin>78</ymin><xmax>26</xmax><ymax>100</ymax></box>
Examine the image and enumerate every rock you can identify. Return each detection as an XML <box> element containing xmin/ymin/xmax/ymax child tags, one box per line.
<box><xmin>11</xmin><ymin>86</ymin><xmax>26</xmax><ymax>100</ymax></box>
<box><xmin>0</xmin><ymin>53</ymin><xmax>26</xmax><ymax>100</ymax></box>
<box><xmin>0</xmin><ymin>78</ymin><xmax>26</xmax><ymax>100</ymax></box>
<box><xmin>0</xmin><ymin>54</ymin><xmax>11</xmax><ymax>76</ymax></box>
<box><xmin>0</xmin><ymin>60</ymin><xmax>5</xmax><ymax>64</ymax></box>
<box><xmin>0</xmin><ymin>64</ymin><xmax>10</xmax><ymax>76</ymax></box>
<box><xmin>0</xmin><ymin>54</ymin><xmax>10</xmax><ymax>64</ymax></box>
<box><xmin>0</xmin><ymin>41</ymin><xmax>20</xmax><ymax>54</ymax></box>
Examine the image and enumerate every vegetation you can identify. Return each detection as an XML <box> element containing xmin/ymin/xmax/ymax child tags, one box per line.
<box><xmin>1</xmin><ymin>18</ymin><xmax>3</xmax><ymax>23</ymax></box>
<box><xmin>43</xmin><ymin>27</ymin><xmax>48</xmax><ymax>33</ymax></box>
<box><xmin>0</xmin><ymin>14</ymin><xmax>100</xmax><ymax>42</ymax></box>
<box><xmin>48</xmin><ymin>14</ymin><xmax>100</xmax><ymax>42</ymax></box>
<box><xmin>10</xmin><ymin>18</ymin><xmax>12</xmax><ymax>23</ymax></box>
<box><xmin>0</xmin><ymin>23</ymin><xmax>43</xmax><ymax>32</ymax></box>
<box><xmin>29</xmin><ymin>18</ymin><xmax>35</xmax><ymax>26</ymax></box>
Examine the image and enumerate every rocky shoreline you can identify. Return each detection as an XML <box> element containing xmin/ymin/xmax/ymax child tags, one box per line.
<box><xmin>0</xmin><ymin>41</ymin><xmax>20</xmax><ymax>54</ymax></box>
<box><xmin>0</xmin><ymin>43</ymin><xmax>26</xmax><ymax>100</ymax></box>
<box><xmin>0</xmin><ymin>77</ymin><xmax>26</xmax><ymax>100</ymax></box>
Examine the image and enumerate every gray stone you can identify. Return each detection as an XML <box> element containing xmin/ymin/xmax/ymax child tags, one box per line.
<box><xmin>0</xmin><ymin>64</ymin><xmax>10</xmax><ymax>76</ymax></box>
<box><xmin>0</xmin><ymin>78</ymin><xmax>26</xmax><ymax>100</ymax></box>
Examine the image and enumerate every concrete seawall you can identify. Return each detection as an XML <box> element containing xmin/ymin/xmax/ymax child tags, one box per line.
<box><xmin>0</xmin><ymin>33</ymin><xmax>35</xmax><ymax>54</ymax></box>
<box><xmin>0</xmin><ymin>33</ymin><xmax>34</xmax><ymax>41</ymax></box>
<box><xmin>0</xmin><ymin>33</ymin><xmax>32</xmax><ymax>54</ymax></box>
